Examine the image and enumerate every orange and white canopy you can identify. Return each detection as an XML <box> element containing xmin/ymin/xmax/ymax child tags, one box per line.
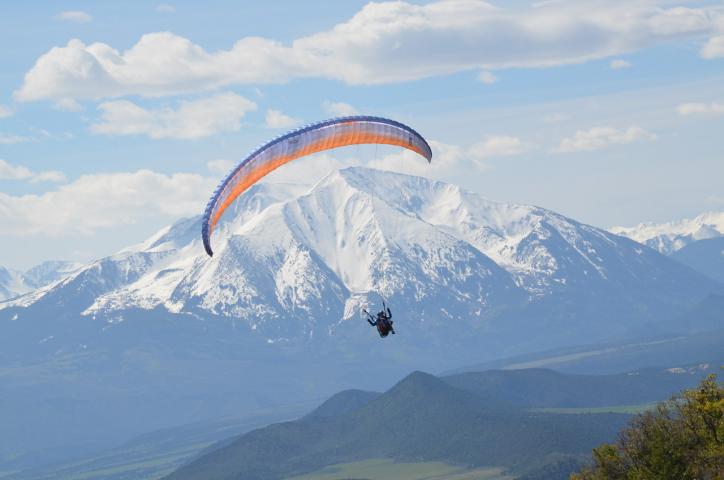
<box><xmin>201</xmin><ymin>116</ymin><xmax>432</xmax><ymax>256</ymax></box>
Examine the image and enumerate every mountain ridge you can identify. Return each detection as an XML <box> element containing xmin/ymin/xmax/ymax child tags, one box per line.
<box><xmin>164</xmin><ymin>368</ymin><xmax>645</xmax><ymax>480</ymax></box>
<box><xmin>0</xmin><ymin>260</ymin><xmax>82</xmax><ymax>301</ymax></box>
<box><xmin>0</xmin><ymin>167</ymin><xmax>718</xmax><ymax>469</ymax></box>
<box><xmin>611</xmin><ymin>211</ymin><xmax>724</xmax><ymax>254</ymax></box>
<box><xmin>3</xmin><ymin>167</ymin><xmax>715</xmax><ymax>344</ymax></box>
<box><xmin>670</xmin><ymin>236</ymin><xmax>724</xmax><ymax>284</ymax></box>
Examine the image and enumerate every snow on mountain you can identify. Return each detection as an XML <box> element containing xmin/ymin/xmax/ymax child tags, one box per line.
<box><xmin>0</xmin><ymin>266</ymin><xmax>32</xmax><ymax>301</ymax></box>
<box><xmin>611</xmin><ymin>212</ymin><xmax>724</xmax><ymax>255</ymax></box>
<box><xmin>0</xmin><ymin>261</ymin><xmax>83</xmax><ymax>301</ymax></box>
<box><xmin>1</xmin><ymin>167</ymin><xmax>718</xmax><ymax>467</ymax></box>
<box><xmin>6</xmin><ymin>172</ymin><xmax>522</xmax><ymax>341</ymax></box>
<box><xmin>335</xmin><ymin>169</ymin><xmax>659</xmax><ymax>297</ymax></box>
<box><xmin>23</xmin><ymin>260</ymin><xmax>82</xmax><ymax>289</ymax></box>
<box><xmin>2</xmin><ymin>167</ymin><xmax>715</xmax><ymax>346</ymax></box>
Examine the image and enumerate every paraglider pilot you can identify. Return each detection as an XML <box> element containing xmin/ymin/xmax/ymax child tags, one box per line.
<box><xmin>364</xmin><ymin>301</ymin><xmax>395</xmax><ymax>338</ymax></box>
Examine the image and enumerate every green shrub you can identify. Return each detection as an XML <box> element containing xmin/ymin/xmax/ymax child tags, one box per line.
<box><xmin>572</xmin><ymin>373</ymin><xmax>723</xmax><ymax>480</ymax></box>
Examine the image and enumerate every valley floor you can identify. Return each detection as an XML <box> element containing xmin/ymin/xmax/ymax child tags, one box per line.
<box><xmin>286</xmin><ymin>459</ymin><xmax>513</xmax><ymax>480</ymax></box>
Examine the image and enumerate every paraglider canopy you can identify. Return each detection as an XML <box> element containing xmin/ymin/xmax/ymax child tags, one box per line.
<box><xmin>201</xmin><ymin>116</ymin><xmax>432</xmax><ymax>256</ymax></box>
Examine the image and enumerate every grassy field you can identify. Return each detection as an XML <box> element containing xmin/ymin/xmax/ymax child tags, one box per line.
<box><xmin>531</xmin><ymin>403</ymin><xmax>657</xmax><ymax>414</ymax></box>
<box><xmin>6</xmin><ymin>441</ymin><xmax>212</xmax><ymax>480</ymax></box>
<box><xmin>286</xmin><ymin>459</ymin><xmax>513</xmax><ymax>480</ymax></box>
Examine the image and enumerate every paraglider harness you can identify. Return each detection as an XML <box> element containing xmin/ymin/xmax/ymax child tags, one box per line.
<box><xmin>363</xmin><ymin>301</ymin><xmax>395</xmax><ymax>338</ymax></box>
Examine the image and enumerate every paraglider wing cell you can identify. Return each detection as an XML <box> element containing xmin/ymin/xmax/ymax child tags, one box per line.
<box><xmin>201</xmin><ymin>116</ymin><xmax>432</xmax><ymax>256</ymax></box>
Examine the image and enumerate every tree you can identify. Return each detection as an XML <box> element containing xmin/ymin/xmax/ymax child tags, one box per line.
<box><xmin>571</xmin><ymin>373</ymin><xmax>723</xmax><ymax>480</ymax></box>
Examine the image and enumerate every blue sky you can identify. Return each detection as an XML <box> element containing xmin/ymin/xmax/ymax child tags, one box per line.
<box><xmin>1</xmin><ymin>0</ymin><xmax>724</xmax><ymax>269</ymax></box>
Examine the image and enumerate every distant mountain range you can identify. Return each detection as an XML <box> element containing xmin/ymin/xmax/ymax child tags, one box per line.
<box><xmin>7</xmin><ymin>348</ymin><xmax>721</xmax><ymax>480</ymax></box>
<box><xmin>611</xmin><ymin>211</ymin><xmax>724</xmax><ymax>284</ymax></box>
<box><xmin>611</xmin><ymin>211</ymin><xmax>724</xmax><ymax>255</ymax></box>
<box><xmin>165</xmin><ymin>364</ymin><xmax>718</xmax><ymax>480</ymax></box>
<box><xmin>671</xmin><ymin>236</ymin><xmax>724</xmax><ymax>284</ymax></box>
<box><xmin>0</xmin><ymin>168</ymin><xmax>720</xmax><ymax>472</ymax></box>
<box><xmin>0</xmin><ymin>261</ymin><xmax>81</xmax><ymax>301</ymax></box>
<box><xmin>166</xmin><ymin>370</ymin><xmax>629</xmax><ymax>480</ymax></box>
<box><xmin>3</xmin><ymin>168</ymin><xmax>715</xmax><ymax>347</ymax></box>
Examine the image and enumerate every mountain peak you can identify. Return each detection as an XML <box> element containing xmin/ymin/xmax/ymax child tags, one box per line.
<box><xmin>305</xmin><ymin>389</ymin><xmax>381</xmax><ymax>419</ymax></box>
<box><xmin>392</xmin><ymin>370</ymin><xmax>444</xmax><ymax>391</ymax></box>
<box><xmin>368</xmin><ymin>370</ymin><xmax>481</xmax><ymax>414</ymax></box>
<box><xmin>1</xmin><ymin>168</ymin><xmax>716</xmax><ymax>352</ymax></box>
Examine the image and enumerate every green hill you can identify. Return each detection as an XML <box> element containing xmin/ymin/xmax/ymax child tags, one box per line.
<box><xmin>12</xmin><ymin>364</ymin><xmax>715</xmax><ymax>480</ymax></box>
<box><xmin>304</xmin><ymin>389</ymin><xmax>380</xmax><ymax>420</ymax></box>
<box><xmin>165</xmin><ymin>371</ymin><xmax>628</xmax><ymax>480</ymax></box>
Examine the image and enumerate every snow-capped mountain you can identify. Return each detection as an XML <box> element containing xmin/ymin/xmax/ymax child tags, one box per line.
<box><xmin>23</xmin><ymin>260</ymin><xmax>82</xmax><ymax>289</ymax></box>
<box><xmin>2</xmin><ymin>167</ymin><xmax>715</xmax><ymax>347</ymax></box>
<box><xmin>612</xmin><ymin>212</ymin><xmax>724</xmax><ymax>255</ymax></box>
<box><xmin>0</xmin><ymin>261</ymin><xmax>82</xmax><ymax>301</ymax></box>
<box><xmin>1</xmin><ymin>167</ymin><xmax>717</xmax><ymax>467</ymax></box>
<box><xmin>0</xmin><ymin>266</ymin><xmax>31</xmax><ymax>301</ymax></box>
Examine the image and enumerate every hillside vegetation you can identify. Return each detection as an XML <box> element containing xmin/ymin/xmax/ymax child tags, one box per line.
<box><xmin>572</xmin><ymin>374</ymin><xmax>723</xmax><ymax>479</ymax></box>
<box><xmin>166</xmin><ymin>365</ymin><xmax>718</xmax><ymax>480</ymax></box>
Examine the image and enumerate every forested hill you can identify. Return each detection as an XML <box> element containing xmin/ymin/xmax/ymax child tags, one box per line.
<box><xmin>165</xmin><ymin>364</ymin><xmax>718</xmax><ymax>480</ymax></box>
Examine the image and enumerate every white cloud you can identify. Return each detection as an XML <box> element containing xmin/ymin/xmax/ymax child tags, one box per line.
<box><xmin>368</xmin><ymin>136</ymin><xmax>527</xmax><ymax>177</ymax></box>
<box><xmin>676</xmin><ymin>102</ymin><xmax>724</xmax><ymax>115</ymax></box>
<box><xmin>0</xmin><ymin>170</ymin><xmax>214</xmax><ymax>235</ymax></box>
<box><xmin>555</xmin><ymin>125</ymin><xmax>656</xmax><ymax>153</ymax></box>
<box><xmin>264</xmin><ymin>109</ymin><xmax>300</xmax><ymax>129</ymax></box>
<box><xmin>468</xmin><ymin>136</ymin><xmax>527</xmax><ymax>161</ymax></box>
<box><xmin>56</xmin><ymin>11</ymin><xmax>92</xmax><ymax>23</ymax></box>
<box><xmin>477</xmin><ymin>70</ymin><xmax>498</xmax><ymax>84</ymax></box>
<box><xmin>30</xmin><ymin>128</ymin><xmax>74</xmax><ymax>141</ymax></box>
<box><xmin>30</xmin><ymin>170</ymin><xmax>67</xmax><ymax>183</ymax></box>
<box><xmin>16</xmin><ymin>1</ymin><xmax>724</xmax><ymax>101</ymax></box>
<box><xmin>90</xmin><ymin>92</ymin><xmax>257</xmax><ymax>139</ymax></box>
<box><xmin>14</xmin><ymin>34</ymin><xmax>314</xmax><ymax>101</ymax></box>
<box><xmin>264</xmin><ymin>140</ymin><xmax>470</xmax><ymax>184</ymax></box>
<box><xmin>0</xmin><ymin>105</ymin><xmax>13</xmax><ymax>118</ymax></box>
<box><xmin>368</xmin><ymin>140</ymin><xmax>469</xmax><ymax>177</ymax></box>
<box><xmin>708</xmin><ymin>195</ymin><xmax>724</xmax><ymax>206</ymax></box>
<box><xmin>207</xmin><ymin>159</ymin><xmax>235</xmax><ymax>174</ymax></box>
<box><xmin>700</xmin><ymin>34</ymin><xmax>724</xmax><ymax>59</ymax></box>
<box><xmin>0</xmin><ymin>133</ymin><xmax>30</xmax><ymax>145</ymax></box>
<box><xmin>32</xmin><ymin>171</ymin><xmax>67</xmax><ymax>182</ymax></box>
<box><xmin>260</xmin><ymin>141</ymin><xmax>463</xmax><ymax>184</ymax></box>
<box><xmin>156</xmin><ymin>4</ymin><xmax>176</xmax><ymax>13</ymax></box>
<box><xmin>609</xmin><ymin>59</ymin><xmax>631</xmax><ymax>69</ymax></box>
<box><xmin>0</xmin><ymin>129</ymin><xmax>72</xmax><ymax>144</ymax></box>
<box><xmin>322</xmin><ymin>100</ymin><xmax>359</xmax><ymax>117</ymax></box>
<box><xmin>543</xmin><ymin>113</ymin><xmax>568</xmax><ymax>124</ymax></box>
<box><xmin>0</xmin><ymin>159</ymin><xmax>66</xmax><ymax>183</ymax></box>
<box><xmin>242</xmin><ymin>134</ymin><xmax>516</xmax><ymax>186</ymax></box>
<box><xmin>54</xmin><ymin>98</ymin><xmax>83</xmax><ymax>112</ymax></box>
<box><xmin>0</xmin><ymin>160</ymin><xmax>32</xmax><ymax>180</ymax></box>
<box><xmin>264</xmin><ymin>152</ymin><xmax>356</xmax><ymax>184</ymax></box>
